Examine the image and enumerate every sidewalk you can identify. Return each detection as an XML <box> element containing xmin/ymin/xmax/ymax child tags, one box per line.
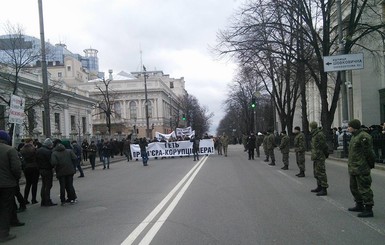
<box><xmin>19</xmin><ymin>155</ymin><xmax>127</xmax><ymax>185</ymax></box>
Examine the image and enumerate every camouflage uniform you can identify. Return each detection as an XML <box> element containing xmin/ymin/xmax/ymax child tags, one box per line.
<box><xmin>266</xmin><ymin>132</ymin><xmax>276</xmax><ymax>164</ymax></box>
<box><xmin>294</xmin><ymin>132</ymin><xmax>306</xmax><ymax>172</ymax></box>
<box><xmin>262</xmin><ymin>135</ymin><xmax>269</xmax><ymax>161</ymax></box>
<box><xmin>348</xmin><ymin>129</ymin><xmax>375</xmax><ymax>206</ymax></box>
<box><xmin>311</xmin><ymin>128</ymin><xmax>328</xmax><ymax>188</ymax></box>
<box><xmin>279</xmin><ymin>134</ymin><xmax>290</xmax><ymax>167</ymax></box>
<box><xmin>221</xmin><ymin>134</ymin><xmax>229</xmax><ymax>157</ymax></box>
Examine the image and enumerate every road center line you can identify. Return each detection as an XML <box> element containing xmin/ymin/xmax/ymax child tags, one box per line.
<box><xmin>139</xmin><ymin>156</ymin><xmax>208</xmax><ymax>245</ymax></box>
<box><xmin>121</xmin><ymin>156</ymin><xmax>207</xmax><ymax>245</ymax></box>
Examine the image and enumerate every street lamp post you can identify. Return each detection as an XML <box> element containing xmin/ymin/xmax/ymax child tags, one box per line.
<box><xmin>38</xmin><ymin>0</ymin><xmax>51</xmax><ymax>137</ymax></box>
<box><xmin>143</xmin><ymin>66</ymin><xmax>150</xmax><ymax>139</ymax></box>
<box><xmin>169</xmin><ymin>94</ymin><xmax>172</xmax><ymax>132</ymax></box>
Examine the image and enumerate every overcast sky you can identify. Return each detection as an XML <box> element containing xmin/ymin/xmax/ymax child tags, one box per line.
<box><xmin>0</xmin><ymin>0</ymin><xmax>243</xmax><ymax>134</ymax></box>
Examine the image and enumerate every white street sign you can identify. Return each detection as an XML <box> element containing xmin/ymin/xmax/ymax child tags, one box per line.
<box><xmin>9</xmin><ymin>95</ymin><xmax>25</xmax><ymax>124</ymax></box>
<box><xmin>323</xmin><ymin>53</ymin><xmax>364</xmax><ymax>72</ymax></box>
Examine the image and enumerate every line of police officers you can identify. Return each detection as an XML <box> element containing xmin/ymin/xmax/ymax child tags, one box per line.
<box><xmin>244</xmin><ymin>119</ymin><xmax>376</xmax><ymax>218</ymax></box>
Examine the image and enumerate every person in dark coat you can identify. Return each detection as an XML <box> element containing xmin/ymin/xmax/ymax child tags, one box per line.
<box><xmin>247</xmin><ymin>133</ymin><xmax>257</xmax><ymax>160</ymax></box>
<box><xmin>20</xmin><ymin>138</ymin><xmax>39</xmax><ymax>204</ymax></box>
<box><xmin>190</xmin><ymin>135</ymin><xmax>200</xmax><ymax>161</ymax></box>
<box><xmin>101</xmin><ymin>140</ymin><xmax>112</xmax><ymax>169</ymax></box>
<box><xmin>71</xmin><ymin>141</ymin><xmax>84</xmax><ymax>178</ymax></box>
<box><xmin>123</xmin><ymin>138</ymin><xmax>132</xmax><ymax>162</ymax></box>
<box><xmin>139</xmin><ymin>138</ymin><xmax>149</xmax><ymax>166</ymax></box>
<box><xmin>87</xmin><ymin>141</ymin><xmax>98</xmax><ymax>170</ymax></box>
<box><xmin>51</xmin><ymin>139</ymin><xmax>77</xmax><ymax>205</ymax></box>
<box><xmin>81</xmin><ymin>139</ymin><xmax>89</xmax><ymax>162</ymax></box>
<box><xmin>36</xmin><ymin>138</ymin><xmax>56</xmax><ymax>206</ymax></box>
<box><xmin>97</xmin><ymin>139</ymin><xmax>104</xmax><ymax>162</ymax></box>
<box><xmin>0</xmin><ymin>130</ymin><xmax>23</xmax><ymax>242</ymax></box>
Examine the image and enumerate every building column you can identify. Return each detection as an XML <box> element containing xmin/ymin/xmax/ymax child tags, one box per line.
<box><xmin>64</xmin><ymin>108</ymin><xmax>70</xmax><ymax>137</ymax></box>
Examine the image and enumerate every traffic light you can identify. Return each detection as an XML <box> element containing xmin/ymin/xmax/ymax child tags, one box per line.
<box><xmin>182</xmin><ymin>114</ymin><xmax>186</xmax><ymax>121</ymax></box>
<box><xmin>251</xmin><ymin>97</ymin><xmax>256</xmax><ymax>108</ymax></box>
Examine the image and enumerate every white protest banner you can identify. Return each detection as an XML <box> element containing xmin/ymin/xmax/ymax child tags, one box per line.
<box><xmin>175</xmin><ymin>126</ymin><xmax>192</xmax><ymax>137</ymax></box>
<box><xmin>155</xmin><ymin>131</ymin><xmax>176</xmax><ymax>140</ymax></box>
<box><xmin>130</xmin><ymin>139</ymin><xmax>214</xmax><ymax>159</ymax></box>
<box><xmin>9</xmin><ymin>95</ymin><xmax>25</xmax><ymax>124</ymax></box>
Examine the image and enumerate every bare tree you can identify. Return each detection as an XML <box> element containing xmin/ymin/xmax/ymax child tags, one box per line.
<box><xmin>93</xmin><ymin>78</ymin><xmax>116</xmax><ymax>136</ymax></box>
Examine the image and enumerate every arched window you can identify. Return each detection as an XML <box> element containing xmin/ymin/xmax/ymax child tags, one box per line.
<box><xmin>130</xmin><ymin>101</ymin><xmax>137</xmax><ymax>119</ymax></box>
<box><xmin>114</xmin><ymin>101</ymin><xmax>121</xmax><ymax>118</ymax></box>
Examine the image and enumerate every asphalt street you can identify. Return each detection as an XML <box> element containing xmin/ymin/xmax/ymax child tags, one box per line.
<box><xmin>8</xmin><ymin>145</ymin><xmax>385</xmax><ymax>245</ymax></box>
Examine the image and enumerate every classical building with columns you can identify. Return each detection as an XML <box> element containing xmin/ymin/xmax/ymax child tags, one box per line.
<box><xmin>75</xmin><ymin>70</ymin><xmax>187</xmax><ymax>139</ymax></box>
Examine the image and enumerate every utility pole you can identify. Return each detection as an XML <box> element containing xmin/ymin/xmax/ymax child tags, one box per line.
<box><xmin>38</xmin><ymin>0</ymin><xmax>51</xmax><ymax>137</ymax></box>
<box><xmin>143</xmin><ymin>66</ymin><xmax>150</xmax><ymax>139</ymax></box>
<box><xmin>337</xmin><ymin>0</ymin><xmax>349</xmax><ymax>122</ymax></box>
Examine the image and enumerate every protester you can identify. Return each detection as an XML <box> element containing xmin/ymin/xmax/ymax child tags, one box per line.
<box><xmin>20</xmin><ymin>138</ymin><xmax>39</xmax><ymax>204</ymax></box>
<box><xmin>123</xmin><ymin>137</ymin><xmax>132</xmax><ymax>162</ymax></box>
<box><xmin>87</xmin><ymin>141</ymin><xmax>98</xmax><ymax>170</ymax></box>
<box><xmin>190</xmin><ymin>135</ymin><xmax>200</xmax><ymax>161</ymax></box>
<box><xmin>36</xmin><ymin>138</ymin><xmax>56</xmax><ymax>207</ymax></box>
<box><xmin>220</xmin><ymin>132</ymin><xmax>229</xmax><ymax>157</ymax></box>
<box><xmin>101</xmin><ymin>140</ymin><xmax>112</xmax><ymax>169</ymax></box>
<box><xmin>81</xmin><ymin>139</ymin><xmax>89</xmax><ymax>162</ymax></box>
<box><xmin>71</xmin><ymin>141</ymin><xmax>84</xmax><ymax>178</ymax></box>
<box><xmin>139</xmin><ymin>138</ymin><xmax>149</xmax><ymax>166</ymax></box>
<box><xmin>51</xmin><ymin>139</ymin><xmax>77</xmax><ymax>205</ymax></box>
<box><xmin>97</xmin><ymin>139</ymin><xmax>104</xmax><ymax>162</ymax></box>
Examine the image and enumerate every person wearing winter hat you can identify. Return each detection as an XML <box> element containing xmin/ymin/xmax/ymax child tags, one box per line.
<box><xmin>309</xmin><ymin>121</ymin><xmax>329</xmax><ymax>196</ymax></box>
<box><xmin>347</xmin><ymin>119</ymin><xmax>376</xmax><ymax>217</ymax></box>
<box><xmin>36</xmin><ymin>138</ymin><xmax>56</xmax><ymax>207</ymax></box>
<box><xmin>0</xmin><ymin>130</ymin><xmax>23</xmax><ymax>242</ymax></box>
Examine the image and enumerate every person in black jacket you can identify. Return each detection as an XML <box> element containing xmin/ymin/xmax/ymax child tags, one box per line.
<box><xmin>36</xmin><ymin>138</ymin><xmax>56</xmax><ymax>207</ymax></box>
<box><xmin>51</xmin><ymin>139</ymin><xmax>77</xmax><ymax>205</ymax></box>
<box><xmin>247</xmin><ymin>133</ymin><xmax>257</xmax><ymax>160</ymax></box>
<box><xmin>20</xmin><ymin>138</ymin><xmax>39</xmax><ymax>204</ymax></box>
<box><xmin>139</xmin><ymin>138</ymin><xmax>148</xmax><ymax>166</ymax></box>
<box><xmin>71</xmin><ymin>141</ymin><xmax>84</xmax><ymax>178</ymax></box>
<box><xmin>0</xmin><ymin>130</ymin><xmax>23</xmax><ymax>242</ymax></box>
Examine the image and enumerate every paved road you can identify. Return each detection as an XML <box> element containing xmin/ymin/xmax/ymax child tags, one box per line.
<box><xmin>9</xmin><ymin>145</ymin><xmax>385</xmax><ymax>244</ymax></box>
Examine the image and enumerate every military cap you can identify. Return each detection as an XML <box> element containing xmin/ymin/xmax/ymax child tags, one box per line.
<box><xmin>348</xmin><ymin>119</ymin><xmax>361</xmax><ymax>130</ymax></box>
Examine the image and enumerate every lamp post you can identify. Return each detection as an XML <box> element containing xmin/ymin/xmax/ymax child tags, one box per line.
<box><xmin>38</xmin><ymin>0</ymin><xmax>51</xmax><ymax>137</ymax></box>
<box><xmin>169</xmin><ymin>94</ymin><xmax>173</xmax><ymax>132</ymax></box>
<box><xmin>143</xmin><ymin>66</ymin><xmax>150</xmax><ymax>139</ymax></box>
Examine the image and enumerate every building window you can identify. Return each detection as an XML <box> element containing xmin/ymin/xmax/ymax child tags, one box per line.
<box><xmin>67</xmin><ymin>66</ymin><xmax>71</xmax><ymax>72</ymax></box>
<box><xmin>130</xmin><ymin>101</ymin><xmax>137</xmax><ymax>119</ymax></box>
<box><xmin>170</xmin><ymin>81</ymin><xmax>174</xmax><ymax>88</ymax></box>
<box><xmin>54</xmin><ymin>113</ymin><xmax>60</xmax><ymax>132</ymax></box>
<box><xmin>82</xmin><ymin>117</ymin><xmax>87</xmax><ymax>134</ymax></box>
<box><xmin>147</xmin><ymin>101</ymin><xmax>153</xmax><ymax>118</ymax></box>
<box><xmin>58</xmin><ymin>72</ymin><xmax>62</xmax><ymax>77</ymax></box>
<box><xmin>114</xmin><ymin>101</ymin><xmax>121</xmax><ymax>118</ymax></box>
<box><xmin>71</xmin><ymin>115</ymin><xmax>76</xmax><ymax>131</ymax></box>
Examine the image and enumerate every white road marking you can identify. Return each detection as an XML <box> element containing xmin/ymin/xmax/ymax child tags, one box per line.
<box><xmin>322</xmin><ymin>196</ymin><xmax>385</xmax><ymax>237</ymax></box>
<box><xmin>277</xmin><ymin>170</ymin><xmax>303</xmax><ymax>185</ymax></box>
<box><xmin>121</xmin><ymin>156</ymin><xmax>208</xmax><ymax>245</ymax></box>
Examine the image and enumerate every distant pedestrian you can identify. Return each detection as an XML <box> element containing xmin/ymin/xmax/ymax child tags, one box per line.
<box><xmin>51</xmin><ymin>139</ymin><xmax>77</xmax><ymax>205</ymax></box>
<box><xmin>0</xmin><ymin>130</ymin><xmax>23</xmax><ymax>242</ymax></box>
<box><xmin>81</xmin><ymin>139</ymin><xmax>89</xmax><ymax>162</ymax></box>
<box><xmin>293</xmin><ymin>126</ymin><xmax>306</xmax><ymax>177</ymax></box>
<box><xmin>20</xmin><ymin>138</ymin><xmax>39</xmax><ymax>204</ymax></box>
<box><xmin>190</xmin><ymin>135</ymin><xmax>200</xmax><ymax>161</ymax></box>
<box><xmin>36</xmin><ymin>138</ymin><xmax>56</xmax><ymax>207</ymax></box>
<box><xmin>221</xmin><ymin>133</ymin><xmax>229</xmax><ymax>157</ymax></box>
<box><xmin>266</xmin><ymin>129</ymin><xmax>276</xmax><ymax>166</ymax></box>
<box><xmin>279</xmin><ymin>131</ymin><xmax>290</xmax><ymax>170</ymax></box>
<box><xmin>139</xmin><ymin>138</ymin><xmax>149</xmax><ymax>166</ymax></box>
<box><xmin>101</xmin><ymin>140</ymin><xmax>112</xmax><ymax>169</ymax></box>
<box><xmin>123</xmin><ymin>138</ymin><xmax>132</xmax><ymax>162</ymax></box>
<box><xmin>309</xmin><ymin>122</ymin><xmax>328</xmax><ymax>196</ymax></box>
<box><xmin>215</xmin><ymin>137</ymin><xmax>222</xmax><ymax>155</ymax></box>
<box><xmin>71</xmin><ymin>141</ymin><xmax>84</xmax><ymax>178</ymax></box>
<box><xmin>87</xmin><ymin>141</ymin><xmax>97</xmax><ymax>170</ymax></box>
<box><xmin>97</xmin><ymin>139</ymin><xmax>104</xmax><ymax>162</ymax></box>
<box><xmin>262</xmin><ymin>132</ymin><xmax>269</xmax><ymax>162</ymax></box>
<box><xmin>256</xmin><ymin>132</ymin><xmax>263</xmax><ymax>158</ymax></box>
<box><xmin>247</xmin><ymin>133</ymin><xmax>256</xmax><ymax>160</ymax></box>
<box><xmin>347</xmin><ymin>119</ymin><xmax>376</xmax><ymax>218</ymax></box>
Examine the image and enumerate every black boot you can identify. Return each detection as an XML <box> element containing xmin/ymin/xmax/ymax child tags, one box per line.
<box><xmin>268</xmin><ymin>161</ymin><xmax>276</xmax><ymax>166</ymax></box>
<box><xmin>348</xmin><ymin>202</ymin><xmax>364</xmax><ymax>212</ymax></box>
<box><xmin>316</xmin><ymin>187</ymin><xmax>327</xmax><ymax>196</ymax></box>
<box><xmin>311</xmin><ymin>185</ymin><xmax>322</xmax><ymax>193</ymax></box>
<box><xmin>296</xmin><ymin>171</ymin><xmax>305</xmax><ymax>177</ymax></box>
<box><xmin>264</xmin><ymin>159</ymin><xmax>269</xmax><ymax>162</ymax></box>
<box><xmin>281</xmin><ymin>165</ymin><xmax>288</xmax><ymax>170</ymax></box>
<box><xmin>357</xmin><ymin>205</ymin><xmax>373</xmax><ymax>218</ymax></box>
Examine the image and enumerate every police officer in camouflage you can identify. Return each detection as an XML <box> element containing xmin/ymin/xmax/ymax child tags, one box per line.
<box><xmin>309</xmin><ymin>122</ymin><xmax>328</xmax><ymax>196</ymax></box>
<box><xmin>294</xmin><ymin>126</ymin><xmax>306</xmax><ymax>177</ymax></box>
<box><xmin>279</xmin><ymin>131</ymin><xmax>290</xmax><ymax>170</ymax></box>
<box><xmin>266</xmin><ymin>129</ymin><xmax>276</xmax><ymax>166</ymax></box>
<box><xmin>347</xmin><ymin>119</ymin><xmax>376</xmax><ymax>218</ymax></box>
